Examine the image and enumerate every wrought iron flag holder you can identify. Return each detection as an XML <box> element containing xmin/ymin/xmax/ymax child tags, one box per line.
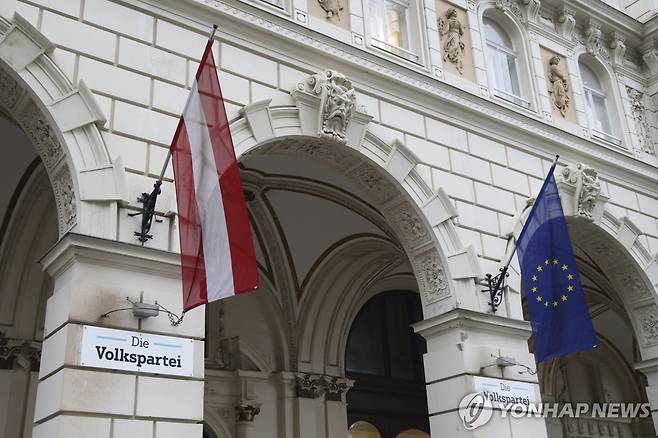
<box><xmin>129</xmin><ymin>25</ymin><xmax>219</xmax><ymax>246</ymax></box>
<box><xmin>483</xmin><ymin>155</ymin><xmax>560</xmax><ymax>313</ymax></box>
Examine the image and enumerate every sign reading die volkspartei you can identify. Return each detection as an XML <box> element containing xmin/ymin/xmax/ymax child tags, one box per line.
<box><xmin>80</xmin><ymin>325</ymin><xmax>194</xmax><ymax>377</ymax></box>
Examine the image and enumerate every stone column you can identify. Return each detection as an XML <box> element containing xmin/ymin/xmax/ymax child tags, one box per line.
<box><xmin>294</xmin><ymin>373</ymin><xmax>325</xmax><ymax>438</ymax></box>
<box><xmin>235</xmin><ymin>404</ymin><xmax>260</xmax><ymax>438</ymax></box>
<box><xmin>414</xmin><ymin>309</ymin><xmax>549</xmax><ymax>437</ymax></box>
<box><xmin>33</xmin><ymin>233</ymin><xmax>205</xmax><ymax>438</ymax></box>
<box><xmin>323</xmin><ymin>376</ymin><xmax>353</xmax><ymax>438</ymax></box>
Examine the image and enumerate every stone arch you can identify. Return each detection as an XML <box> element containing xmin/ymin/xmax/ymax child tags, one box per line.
<box><xmin>507</xmin><ymin>162</ymin><xmax>658</xmax><ymax>360</ymax></box>
<box><xmin>231</xmin><ymin>70</ymin><xmax>481</xmax><ymax>322</ymax></box>
<box><xmin>0</xmin><ymin>13</ymin><xmax>125</xmax><ymax>238</ymax></box>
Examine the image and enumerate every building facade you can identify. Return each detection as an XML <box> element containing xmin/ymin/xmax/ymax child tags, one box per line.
<box><xmin>1</xmin><ymin>0</ymin><xmax>658</xmax><ymax>437</ymax></box>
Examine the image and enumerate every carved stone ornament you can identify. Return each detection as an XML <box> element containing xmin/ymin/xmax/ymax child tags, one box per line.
<box><xmin>295</xmin><ymin>373</ymin><xmax>325</xmax><ymax>398</ymax></box>
<box><xmin>0</xmin><ymin>333</ymin><xmax>41</xmax><ymax>372</ymax></box>
<box><xmin>626</xmin><ymin>87</ymin><xmax>656</xmax><ymax>156</ymax></box>
<box><xmin>388</xmin><ymin>202</ymin><xmax>430</xmax><ymax>248</ymax></box>
<box><xmin>348</xmin><ymin>163</ymin><xmax>398</xmax><ymax>202</ymax></box>
<box><xmin>638</xmin><ymin>305</ymin><xmax>658</xmax><ymax>347</ymax></box>
<box><xmin>52</xmin><ymin>167</ymin><xmax>78</xmax><ymax>235</ymax></box>
<box><xmin>317</xmin><ymin>0</ymin><xmax>343</xmax><ymax>19</ymax></box>
<box><xmin>495</xmin><ymin>0</ymin><xmax>540</xmax><ymax>24</ymax></box>
<box><xmin>296</xmin><ymin>70</ymin><xmax>357</xmax><ymax>143</ymax></box>
<box><xmin>556</xmin><ymin>4</ymin><xmax>576</xmax><ymax>39</ymax></box>
<box><xmin>559</xmin><ymin>163</ymin><xmax>601</xmax><ymax>221</ymax></box>
<box><xmin>0</xmin><ymin>69</ymin><xmax>21</xmax><ymax>109</ymax></box>
<box><xmin>581</xmin><ymin>20</ymin><xmax>609</xmax><ymax>61</ymax></box>
<box><xmin>438</xmin><ymin>8</ymin><xmax>465</xmax><ymax>75</ymax></box>
<box><xmin>547</xmin><ymin>56</ymin><xmax>570</xmax><ymax>117</ymax></box>
<box><xmin>322</xmin><ymin>375</ymin><xmax>354</xmax><ymax>401</ymax></box>
<box><xmin>415</xmin><ymin>250</ymin><xmax>449</xmax><ymax>304</ymax></box>
<box><xmin>235</xmin><ymin>404</ymin><xmax>261</xmax><ymax>422</ymax></box>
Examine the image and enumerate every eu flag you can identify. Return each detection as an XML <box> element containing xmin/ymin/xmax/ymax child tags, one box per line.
<box><xmin>516</xmin><ymin>161</ymin><xmax>597</xmax><ymax>363</ymax></box>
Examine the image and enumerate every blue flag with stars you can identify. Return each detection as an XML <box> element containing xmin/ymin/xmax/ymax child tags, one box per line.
<box><xmin>516</xmin><ymin>162</ymin><xmax>597</xmax><ymax>363</ymax></box>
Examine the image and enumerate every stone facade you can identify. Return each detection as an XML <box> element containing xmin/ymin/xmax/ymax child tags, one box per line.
<box><xmin>1</xmin><ymin>0</ymin><xmax>658</xmax><ymax>438</ymax></box>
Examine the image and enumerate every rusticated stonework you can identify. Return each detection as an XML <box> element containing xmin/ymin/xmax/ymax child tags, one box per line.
<box><xmin>388</xmin><ymin>201</ymin><xmax>430</xmax><ymax>248</ymax></box>
<box><xmin>560</xmin><ymin>163</ymin><xmax>601</xmax><ymax>221</ymax></box>
<box><xmin>414</xmin><ymin>249</ymin><xmax>449</xmax><ymax>304</ymax></box>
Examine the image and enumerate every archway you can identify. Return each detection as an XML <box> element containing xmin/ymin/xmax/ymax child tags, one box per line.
<box><xmin>507</xmin><ymin>162</ymin><xmax>658</xmax><ymax>437</ymax></box>
<box><xmin>202</xmin><ymin>69</ymin><xmax>478</xmax><ymax>435</ymax></box>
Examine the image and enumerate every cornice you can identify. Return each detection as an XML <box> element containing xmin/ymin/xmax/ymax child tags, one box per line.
<box><xmin>131</xmin><ymin>0</ymin><xmax>658</xmax><ymax>189</ymax></box>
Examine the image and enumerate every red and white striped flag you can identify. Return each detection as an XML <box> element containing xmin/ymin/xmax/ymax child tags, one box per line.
<box><xmin>170</xmin><ymin>37</ymin><xmax>258</xmax><ymax>312</ymax></box>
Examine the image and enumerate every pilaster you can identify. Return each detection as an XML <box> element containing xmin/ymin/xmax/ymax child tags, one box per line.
<box><xmin>33</xmin><ymin>233</ymin><xmax>205</xmax><ymax>438</ymax></box>
<box><xmin>413</xmin><ymin>309</ymin><xmax>549</xmax><ymax>437</ymax></box>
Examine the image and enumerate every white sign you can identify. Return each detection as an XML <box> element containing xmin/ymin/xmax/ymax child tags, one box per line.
<box><xmin>473</xmin><ymin>376</ymin><xmax>537</xmax><ymax>409</ymax></box>
<box><xmin>80</xmin><ymin>325</ymin><xmax>194</xmax><ymax>377</ymax></box>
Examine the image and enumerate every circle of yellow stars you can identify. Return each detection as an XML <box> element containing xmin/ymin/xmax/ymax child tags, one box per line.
<box><xmin>528</xmin><ymin>258</ymin><xmax>576</xmax><ymax>310</ymax></box>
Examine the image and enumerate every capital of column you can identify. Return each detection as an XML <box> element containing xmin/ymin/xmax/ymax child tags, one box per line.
<box><xmin>235</xmin><ymin>404</ymin><xmax>261</xmax><ymax>423</ymax></box>
<box><xmin>295</xmin><ymin>373</ymin><xmax>354</xmax><ymax>400</ymax></box>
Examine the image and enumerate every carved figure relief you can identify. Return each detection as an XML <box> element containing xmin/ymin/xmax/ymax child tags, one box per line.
<box><xmin>438</xmin><ymin>8</ymin><xmax>465</xmax><ymax>74</ymax></box>
<box><xmin>547</xmin><ymin>56</ymin><xmax>570</xmax><ymax>117</ymax></box>
<box><xmin>560</xmin><ymin>163</ymin><xmax>601</xmax><ymax>221</ymax></box>
<box><xmin>627</xmin><ymin>87</ymin><xmax>656</xmax><ymax>156</ymax></box>
<box><xmin>299</xmin><ymin>70</ymin><xmax>357</xmax><ymax>143</ymax></box>
<box><xmin>317</xmin><ymin>0</ymin><xmax>343</xmax><ymax>19</ymax></box>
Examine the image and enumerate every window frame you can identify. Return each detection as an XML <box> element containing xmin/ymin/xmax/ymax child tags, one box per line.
<box><xmin>481</xmin><ymin>13</ymin><xmax>534</xmax><ymax>111</ymax></box>
<box><xmin>364</xmin><ymin>0</ymin><xmax>425</xmax><ymax>65</ymax></box>
<box><xmin>578</xmin><ymin>59</ymin><xmax>622</xmax><ymax>146</ymax></box>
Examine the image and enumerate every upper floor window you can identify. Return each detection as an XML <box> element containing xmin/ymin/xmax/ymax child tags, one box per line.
<box><xmin>483</xmin><ymin>17</ymin><xmax>529</xmax><ymax>109</ymax></box>
<box><xmin>367</xmin><ymin>0</ymin><xmax>420</xmax><ymax>63</ymax></box>
<box><xmin>579</xmin><ymin>61</ymin><xmax>615</xmax><ymax>141</ymax></box>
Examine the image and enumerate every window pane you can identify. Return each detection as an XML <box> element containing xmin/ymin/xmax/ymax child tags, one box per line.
<box><xmin>484</xmin><ymin>18</ymin><xmax>513</xmax><ymax>49</ymax></box>
<box><xmin>369</xmin><ymin>0</ymin><xmax>388</xmax><ymax>41</ymax></box>
<box><xmin>506</xmin><ymin>54</ymin><xmax>520</xmax><ymax>96</ymax></box>
<box><xmin>593</xmin><ymin>94</ymin><xmax>612</xmax><ymax>134</ymax></box>
<box><xmin>579</xmin><ymin>62</ymin><xmax>603</xmax><ymax>91</ymax></box>
<box><xmin>386</xmin><ymin>1</ymin><xmax>408</xmax><ymax>48</ymax></box>
<box><xmin>346</xmin><ymin>300</ymin><xmax>386</xmax><ymax>375</ymax></box>
<box><xmin>385</xmin><ymin>294</ymin><xmax>414</xmax><ymax>379</ymax></box>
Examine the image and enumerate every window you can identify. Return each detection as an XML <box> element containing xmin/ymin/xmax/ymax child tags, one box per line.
<box><xmin>346</xmin><ymin>291</ymin><xmax>429</xmax><ymax>438</ymax></box>
<box><xmin>579</xmin><ymin>61</ymin><xmax>617</xmax><ymax>143</ymax></box>
<box><xmin>483</xmin><ymin>17</ymin><xmax>529</xmax><ymax>109</ymax></box>
<box><xmin>368</xmin><ymin>0</ymin><xmax>419</xmax><ymax>62</ymax></box>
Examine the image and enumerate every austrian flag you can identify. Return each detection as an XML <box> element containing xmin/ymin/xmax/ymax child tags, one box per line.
<box><xmin>171</xmin><ymin>36</ymin><xmax>258</xmax><ymax>312</ymax></box>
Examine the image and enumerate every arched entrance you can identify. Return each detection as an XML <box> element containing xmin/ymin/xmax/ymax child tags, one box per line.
<box><xmin>202</xmin><ymin>70</ymin><xmax>472</xmax><ymax>435</ymax></box>
<box><xmin>507</xmin><ymin>162</ymin><xmax>658</xmax><ymax>438</ymax></box>
<box><xmin>345</xmin><ymin>291</ymin><xmax>429</xmax><ymax>437</ymax></box>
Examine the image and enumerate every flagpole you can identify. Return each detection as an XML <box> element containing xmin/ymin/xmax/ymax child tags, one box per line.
<box><xmin>156</xmin><ymin>24</ymin><xmax>218</xmax><ymax>184</ymax></box>
<box><xmin>484</xmin><ymin>154</ymin><xmax>560</xmax><ymax>313</ymax></box>
<box><xmin>130</xmin><ymin>24</ymin><xmax>219</xmax><ymax>245</ymax></box>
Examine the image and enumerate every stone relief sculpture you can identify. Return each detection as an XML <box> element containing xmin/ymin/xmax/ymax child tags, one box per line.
<box><xmin>627</xmin><ymin>87</ymin><xmax>656</xmax><ymax>156</ymax></box>
<box><xmin>560</xmin><ymin>163</ymin><xmax>601</xmax><ymax>221</ymax></box>
<box><xmin>297</xmin><ymin>70</ymin><xmax>357</xmax><ymax>143</ymax></box>
<box><xmin>547</xmin><ymin>56</ymin><xmax>569</xmax><ymax>117</ymax></box>
<box><xmin>317</xmin><ymin>0</ymin><xmax>343</xmax><ymax>19</ymax></box>
<box><xmin>438</xmin><ymin>8</ymin><xmax>465</xmax><ymax>74</ymax></box>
